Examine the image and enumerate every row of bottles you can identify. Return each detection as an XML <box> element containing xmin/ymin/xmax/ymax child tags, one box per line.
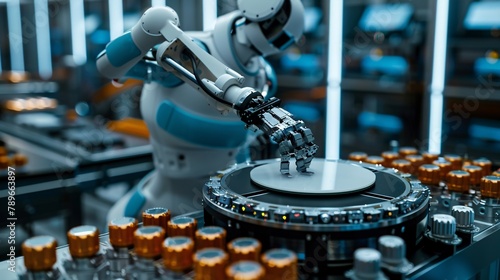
<box><xmin>19</xmin><ymin>207</ymin><xmax>298</xmax><ymax>280</ymax></box>
<box><xmin>348</xmin><ymin>147</ymin><xmax>500</xmax><ymax>201</ymax></box>
<box><xmin>0</xmin><ymin>138</ymin><xmax>29</xmax><ymax>169</ymax></box>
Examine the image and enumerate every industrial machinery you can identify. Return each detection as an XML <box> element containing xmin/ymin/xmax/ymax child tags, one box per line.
<box><xmin>96</xmin><ymin>0</ymin><xmax>318</xmax><ymax>220</ymax></box>
<box><xmin>3</xmin><ymin>148</ymin><xmax>500</xmax><ymax>279</ymax></box>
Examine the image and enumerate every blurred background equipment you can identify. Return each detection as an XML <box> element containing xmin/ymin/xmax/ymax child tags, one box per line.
<box><xmin>0</xmin><ymin>0</ymin><xmax>499</xmax><ymax>279</ymax></box>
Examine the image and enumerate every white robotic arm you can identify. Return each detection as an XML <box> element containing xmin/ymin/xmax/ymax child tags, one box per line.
<box><xmin>97</xmin><ymin>5</ymin><xmax>318</xmax><ymax>175</ymax></box>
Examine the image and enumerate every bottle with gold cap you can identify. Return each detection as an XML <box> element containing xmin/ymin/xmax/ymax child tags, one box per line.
<box><xmin>480</xmin><ymin>175</ymin><xmax>500</xmax><ymax>200</ymax></box>
<box><xmin>131</xmin><ymin>225</ymin><xmax>165</xmax><ymax>279</ymax></box>
<box><xmin>20</xmin><ymin>236</ymin><xmax>63</xmax><ymax>279</ymax></box>
<box><xmin>365</xmin><ymin>155</ymin><xmax>385</xmax><ymax>166</ymax></box>
<box><xmin>381</xmin><ymin>151</ymin><xmax>399</xmax><ymax>168</ymax></box>
<box><xmin>399</xmin><ymin>146</ymin><xmax>418</xmax><ymax>158</ymax></box>
<box><xmin>463</xmin><ymin>165</ymin><xmax>483</xmax><ymax>192</ymax></box>
<box><xmin>405</xmin><ymin>154</ymin><xmax>424</xmax><ymax>176</ymax></box>
<box><xmin>159</xmin><ymin>236</ymin><xmax>195</xmax><ymax>279</ymax></box>
<box><xmin>226</xmin><ymin>261</ymin><xmax>265</xmax><ymax>280</ymax></box>
<box><xmin>143</xmin><ymin>207</ymin><xmax>171</xmax><ymax>232</ymax></box>
<box><xmin>493</xmin><ymin>168</ymin><xmax>500</xmax><ymax>177</ymax></box>
<box><xmin>193</xmin><ymin>248</ymin><xmax>229</xmax><ymax>280</ymax></box>
<box><xmin>348</xmin><ymin>151</ymin><xmax>368</xmax><ymax>162</ymax></box>
<box><xmin>105</xmin><ymin>217</ymin><xmax>138</xmax><ymax>279</ymax></box>
<box><xmin>261</xmin><ymin>248</ymin><xmax>298</xmax><ymax>280</ymax></box>
<box><xmin>417</xmin><ymin>164</ymin><xmax>443</xmax><ymax>212</ymax></box>
<box><xmin>391</xmin><ymin>159</ymin><xmax>412</xmax><ymax>174</ymax></box>
<box><xmin>468</xmin><ymin>175</ymin><xmax>500</xmax><ymax>224</ymax></box>
<box><xmin>473</xmin><ymin>157</ymin><xmax>492</xmax><ymax>178</ymax></box>
<box><xmin>167</xmin><ymin>216</ymin><xmax>198</xmax><ymax>239</ymax></box>
<box><xmin>195</xmin><ymin>226</ymin><xmax>227</xmax><ymax>250</ymax></box>
<box><xmin>418</xmin><ymin>164</ymin><xmax>442</xmax><ymax>196</ymax></box>
<box><xmin>432</xmin><ymin>158</ymin><xmax>452</xmax><ymax>182</ymax></box>
<box><xmin>444</xmin><ymin>154</ymin><xmax>463</xmax><ymax>171</ymax></box>
<box><xmin>422</xmin><ymin>151</ymin><xmax>439</xmax><ymax>164</ymax></box>
<box><xmin>440</xmin><ymin>170</ymin><xmax>473</xmax><ymax>212</ymax></box>
<box><xmin>63</xmin><ymin>225</ymin><xmax>108</xmax><ymax>279</ymax></box>
<box><xmin>227</xmin><ymin>237</ymin><xmax>262</xmax><ymax>263</ymax></box>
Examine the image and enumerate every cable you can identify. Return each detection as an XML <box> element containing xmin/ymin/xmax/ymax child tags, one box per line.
<box><xmin>184</xmin><ymin>50</ymin><xmax>234</xmax><ymax>107</ymax></box>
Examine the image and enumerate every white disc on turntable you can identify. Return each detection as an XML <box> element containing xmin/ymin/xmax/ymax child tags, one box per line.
<box><xmin>250</xmin><ymin>159</ymin><xmax>376</xmax><ymax>195</ymax></box>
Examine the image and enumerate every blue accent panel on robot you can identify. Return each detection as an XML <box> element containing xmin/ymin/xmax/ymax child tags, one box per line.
<box><xmin>156</xmin><ymin>100</ymin><xmax>247</xmax><ymax>148</ymax></box>
<box><xmin>106</xmin><ymin>31</ymin><xmax>142</xmax><ymax>67</ymax></box>
<box><xmin>124</xmin><ymin>188</ymin><xmax>146</xmax><ymax>218</ymax></box>
<box><xmin>125</xmin><ymin>60</ymin><xmax>184</xmax><ymax>88</ymax></box>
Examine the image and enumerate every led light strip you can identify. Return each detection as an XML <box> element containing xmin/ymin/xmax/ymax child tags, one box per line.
<box><xmin>428</xmin><ymin>0</ymin><xmax>450</xmax><ymax>154</ymax></box>
<box><xmin>325</xmin><ymin>0</ymin><xmax>343</xmax><ymax>160</ymax></box>
<box><xmin>202</xmin><ymin>0</ymin><xmax>217</xmax><ymax>31</ymax></box>
<box><xmin>108</xmin><ymin>0</ymin><xmax>124</xmax><ymax>40</ymax></box>
<box><xmin>70</xmin><ymin>0</ymin><xmax>87</xmax><ymax>65</ymax></box>
<box><xmin>34</xmin><ymin>0</ymin><xmax>52</xmax><ymax>79</ymax></box>
<box><xmin>6</xmin><ymin>0</ymin><xmax>24</xmax><ymax>72</ymax></box>
<box><xmin>151</xmin><ymin>0</ymin><xmax>166</xmax><ymax>7</ymax></box>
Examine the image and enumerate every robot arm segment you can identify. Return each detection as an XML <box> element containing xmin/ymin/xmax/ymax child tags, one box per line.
<box><xmin>96</xmin><ymin>7</ymin><xmax>180</xmax><ymax>80</ymax></box>
<box><xmin>97</xmin><ymin>5</ymin><xmax>318</xmax><ymax>175</ymax></box>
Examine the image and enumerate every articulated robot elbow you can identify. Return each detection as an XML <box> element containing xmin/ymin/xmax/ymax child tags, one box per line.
<box><xmin>96</xmin><ymin>7</ymin><xmax>179</xmax><ymax>80</ymax></box>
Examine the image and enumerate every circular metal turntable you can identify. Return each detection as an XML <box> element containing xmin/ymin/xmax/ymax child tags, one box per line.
<box><xmin>250</xmin><ymin>160</ymin><xmax>376</xmax><ymax>195</ymax></box>
<box><xmin>202</xmin><ymin>159</ymin><xmax>430</xmax><ymax>270</ymax></box>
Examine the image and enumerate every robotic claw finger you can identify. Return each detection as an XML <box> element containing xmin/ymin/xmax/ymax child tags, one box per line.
<box><xmin>240</xmin><ymin>96</ymin><xmax>318</xmax><ymax>175</ymax></box>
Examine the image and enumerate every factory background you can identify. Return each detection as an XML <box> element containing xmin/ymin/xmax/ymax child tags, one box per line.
<box><xmin>0</xmin><ymin>0</ymin><xmax>499</xmax><ymax>279</ymax></box>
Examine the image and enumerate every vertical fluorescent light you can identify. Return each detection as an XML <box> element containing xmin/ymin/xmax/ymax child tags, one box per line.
<box><xmin>70</xmin><ymin>0</ymin><xmax>87</xmax><ymax>65</ymax></box>
<box><xmin>428</xmin><ymin>0</ymin><xmax>449</xmax><ymax>154</ymax></box>
<box><xmin>35</xmin><ymin>0</ymin><xmax>52</xmax><ymax>79</ymax></box>
<box><xmin>202</xmin><ymin>0</ymin><xmax>217</xmax><ymax>31</ymax></box>
<box><xmin>325</xmin><ymin>0</ymin><xmax>343</xmax><ymax>160</ymax></box>
<box><xmin>7</xmin><ymin>0</ymin><xmax>24</xmax><ymax>72</ymax></box>
<box><xmin>151</xmin><ymin>0</ymin><xmax>166</xmax><ymax>7</ymax></box>
<box><xmin>0</xmin><ymin>35</ymin><xmax>2</xmax><ymax>74</ymax></box>
<box><xmin>109</xmin><ymin>0</ymin><xmax>124</xmax><ymax>40</ymax></box>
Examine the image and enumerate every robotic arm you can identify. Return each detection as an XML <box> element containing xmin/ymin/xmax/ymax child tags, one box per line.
<box><xmin>97</xmin><ymin>5</ymin><xmax>318</xmax><ymax>175</ymax></box>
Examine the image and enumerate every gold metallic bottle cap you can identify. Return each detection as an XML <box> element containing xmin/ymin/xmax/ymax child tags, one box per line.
<box><xmin>0</xmin><ymin>156</ymin><xmax>9</xmax><ymax>169</ymax></box>
<box><xmin>422</xmin><ymin>152</ymin><xmax>439</xmax><ymax>164</ymax></box>
<box><xmin>226</xmin><ymin>261</ymin><xmax>265</xmax><ymax>280</ymax></box>
<box><xmin>418</xmin><ymin>164</ymin><xmax>441</xmax><ymax>185</ymax></box>
<box><xmin>432</xmin><ymin>159</ymin><xmax>452</xmax><ymax>180</ymax></box>
<box><xmin>134</xmin><ymin>226</ymin><xmax>165</xmax><ymax>258</ymax></box>
<box><xmin>365</xmin><ymin>156</ymin><xmax>384</xmax><ymax>165</ymax></box>
<box><xmin>195</xmin><ymin>226</ymin><xmax>227</xmax><ymax>250</ymax></box>
<box><xmin>381</xmin><ymin>151</ymin><xmax>399</xmax><ymax>167</ymax></box>
<box><xmin>398</xmin><ymin>146</ymin><xmax>418</xmax><ymax>157</ymax></box>
<box><xmin>162</xmin><ymin>236</ymin><xmax>194</xmax><ymax>272</ymax></box>
<box><xmin>67</xmin><ymin>225</ymin><xmax>100</xmax><ymax>258</ymax></box>
<box><xmin>22</xmin><ymin>236</ymin><xmax>57</xmax><ymax>271</ymax></box>
<box><xmin>493</xmin><ymin>169</ymin><xmax>500</xmax><ymax>177</ymax></box>
<box><xmin>143</xmin><ymin>207</ymin><xmax>171</xmax><ymax>232</ymax></box>
<box><xmin>167</xmin><ymin>216</ymin><xmax>198</xmax><ymax>239</ymax></box>
<box><xmin>405</xmin><ymin>154</ymin><xmax>424</xmax><ymax>174</ymax></box>
<box><xmin>108</xmin><ymin>217</ymin><xmax>138</xmax><ymax>247</ymax></box>
<box><xmin>261</xmin><ymin>249</ymin><xmax>298</xmax><ymax>280</ymax></box>
<box><xmin>12</xmin><ymin>153</ymin><xmax>28</xmax><ymax>167</ymax></box>
<box><xmin>444</xmin><ymin>154</ymin><xmax>463</xmax><ymax>171</ymax></box>
<box><xmin>463</xmin><ymin>165</ymin><xmax>483</xmax><ymax>186</ymax></box>
<box><xmin>391</xmin><ymin>159</ymin><xmax>411</xmax><ymax>173</ymax></box>
<box><xmin>227</xmin><ymin>237</ymin><xmax>262</xmax><ymax>262</ymax></box>
<box><xmin>446</xmin><ymin>170</ymin><xmax>470</xmax><ymax>193</ymax></box>
<box><xmin>0</xmin><ymin>146</ymin><xmax>7</xmax><ymax>156</ymax></box>
<box><xmin>473</xmin><ymin>158</ymin><xmax>492</xmax><ymax>177</ymax></box>
<box><xmin>480</xmin><ymin>175</ymin><xmax>500</xmax><ymax>199</ymax></box>
<box><xmin>348</xmin><ymin>152</ymin><xmax>368</xmax><ymax>162</ymax></box>
<box><xmin>194</xmin><ymin>248</ymin><xmax>229</xmax><ymax>280</ymax></box>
